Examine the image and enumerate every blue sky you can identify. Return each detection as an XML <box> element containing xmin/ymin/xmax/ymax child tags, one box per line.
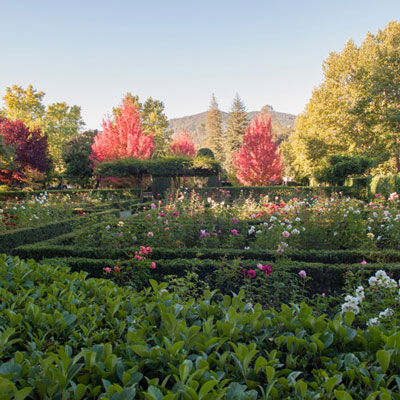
<box><xmin>1</xmin><ymin>0</ymin><xmax>399</xmax><ymax>129</ymax></box>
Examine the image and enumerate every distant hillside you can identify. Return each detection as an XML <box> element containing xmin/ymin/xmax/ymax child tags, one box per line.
<box><xmin>168</xmin><ymin>105</ymin><xmax>296</xmax><ymax>147</ymax></box>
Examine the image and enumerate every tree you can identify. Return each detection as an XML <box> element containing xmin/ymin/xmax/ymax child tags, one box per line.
<box><xmin>288</xmin><ymin>21</ymin><xmax>400</xmax><ymax>176</ymax></box>
<box><xmin>205</xmin><ymin>94</ymin><xmax>224</xmax><ymax>163</ymax></box>
<box><xmin>43</xmin><ymin>102</ymin><xmax>85</xmax><ymax>172</ymax></box>
<box><xmin>113</xmin><ymin>93</ymin><xmax>172</xmax><ymax>156</ymax></box>
<box><xmin>0</xmin><ymin>118</ymin><xmax>51</xmax><ymax>184</ymax></box>
<box><xmin>2</xmin><ymin>85</ymin><xmax>85</xmax><ymax>171</ymax></box>
<box><xmin>170</xmin><ymin>130</ymin><xmax>196</xmax><ymax>157</ymax></box>
<box><xmin>2</xmin><ymin>84</ymin><xmax>45</xmax><ymax>128</ymax></box>
<box><xmin>233</xmin><ymin>112</ymin><xmax>284</xmax><ymax>186</ymax></box>
<box><xmin>62</xmin><ymin>130</ymin><xmax>97</xmax><ymax>187</ymax></box>
<box><xmin>314</xmin><ymin>155</ymin><xmax>374</xmax><ymax>186</ymax></box>
<box><xmin>224</xmin><ymin>93</ymin><xmax>249</xmax><ymax>171</ymax></box>
<box><xmin>90</xmin><ymin>96</ymin><xmax>155</xmax><ymax>164</ymax></box>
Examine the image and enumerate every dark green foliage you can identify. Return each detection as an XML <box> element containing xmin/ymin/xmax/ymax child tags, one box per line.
<box><xmin>62</xmin><ymin>130</ymin><xmax>97</xmax><ymax>187</ymax></box>
<box><xmin>94</xmin><ymin>156</ymin><xmax>221</xmax><ymax>178</ymax></box>
<box><xmin>1</xmin><ymin>210</ymin><xmax>118</xmax><ymax>253</ymax></box>
<box><xmin>0</xmin><ymin>188</ymin><xmax>140</xmax><ymax>201</ymax></box>
<box><xmin>196</xmin><ymin>148</ymin><xmax>215</xmax><ymax>159</ymax></box>
<box><xmin>1</xmin><ymin>254</ymin><xmax>400</xmax><ymax>398</ymax></box>
<box><xmin>315</xmin><ymin>155</ymin><xmax>374</xmax><ymax>186</ymax></box>
<box><xmin>151</xmin><ymin>177</ymin><xmax>171</xmax><ymax>198</ymax></box>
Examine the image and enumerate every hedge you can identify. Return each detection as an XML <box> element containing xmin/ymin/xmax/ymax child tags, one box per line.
<box><xmin>0</xmin><ymin>188</ymin><xmax>141</xmax><ymax>201</ymax></box>
<box><xmin>1</xmin><ymin>209</ymin><xmax>119</xmax><ymax>253</ymax></box>
<box><xmin>13</xmin><ymin>244</ymin><xmax>400</xmax><ymax>264</ymax></box>
<box><xmin>40</xmin><ymin>255</ymin><xmax>400</xmax><ymax>296</ymax></box>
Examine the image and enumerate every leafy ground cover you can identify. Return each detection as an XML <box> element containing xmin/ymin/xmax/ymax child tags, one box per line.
<box><xmin>1</xmin><ymin>255</ymin><xmax>400</xmax><ymax>399</ymax></box>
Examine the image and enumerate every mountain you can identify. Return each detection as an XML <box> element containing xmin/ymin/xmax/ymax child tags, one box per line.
<box><xmin>168</xmin><ymin>105</ymin><xmax>296</xmax><ymax>147</ymax></box>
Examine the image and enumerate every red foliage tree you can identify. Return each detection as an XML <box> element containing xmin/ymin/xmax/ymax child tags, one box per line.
<box><xmin>0</xmin><ymin>118</ymin><xmax>51</xmax><ymax>184</ymax></box>
<box><xmin>170</xmin><ymin>130</ymin><xmax>196</xmax><ymax>158</ymax></box>
<box><xmin>232</xmin><ymin>112</ymin><xmax>284</xmax><ymax>185</ymax></box>
<box><xmin>90</xmin><ymin>97</ymin><xmax>155</xmax><ymax>163</ymax></box>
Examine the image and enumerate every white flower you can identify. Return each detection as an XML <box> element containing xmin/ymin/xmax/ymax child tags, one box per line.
<box><xmin>367</xmin><ymin>317</ymin><xmax>379</xmax><ymax>327</ymax></box>
<box><xmin>376</xmin><ymin>270</ymin><xmax>387</xmax><ymax>279</ymax></box>
<box><xmin>369</xmin><ymin>277</ymin><xmax>378</xmax><ymax>286</ymax></box>
<box><xmin>379</xmin><ymin>308</ymin><xmax>394</xmax><ymax>318</ymax></box>
<box><xmin>292</xmin><ymin>229</ymin><xmax>300</xmax><ymax>235</ymax></box>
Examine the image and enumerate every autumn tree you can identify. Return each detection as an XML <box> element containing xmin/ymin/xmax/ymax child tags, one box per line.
<box><xmin>224</xmin><ymin>93</ymin><xmax>249</xmax><ymax>171</ymax></box>
<box><xmin>233</xmin><ymin>112</ymin><xmax>284</xmax><ymax>186</ymax></box>
<box><xmin>113</xmin><ymin>93</ymin><xmax>171</xmax><ymax>156</ymax></box>
<box><xmin>90</xmin><ymin>96</ymin><xmax>155</xmax><ymax>164</ymax></box>
<box><xmin>170</xmin><ymin>130</ymin><xmax>196</xmax><ymax>157</ymax></box>
<box><xmin>0</xmin><ymin>118</ymin><xmax>51</xmax><ymax>184</ymax></box>
<box><xmin>205</xmin><ymin>94</ymin><xmax>224</xmax><ymax>163</ymax></box>
<box><xmin>1</xmin><ymin>85</ymin><xmax>84</xmax><ymax>172</ymax></box>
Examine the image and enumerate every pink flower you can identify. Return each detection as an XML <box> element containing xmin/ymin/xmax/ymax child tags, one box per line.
<box><xmin>173</xmin><ymin>211</ymin><xmax>178</xmax><ymax>216</ymax></box>
<box><xmin>375</xmin><ymin>193</ymin><xmax>381</xmax><ymax>198</ymax></box>
<box><xmin>322</xmin><ymin>293</ymin><xmax>326</xmax><ymax>297</ymax></box>
<box><xmin>114</xmin><ymin>266</ymin><xmax>120</xmax><ymax>272</ymax></box>
<box><xmin>151</xmin><ymin>262</ymin><xmax>156</xmax><ymax>269</ymax></box>
<box><xmin>160</xmin><ymin>212</ymin><xmax>165</xmax><ymax>217</ymax></box>
<box><xmin>247</xmin><ymin>269</ymin><xmax>256</xmax><ymax>278</ymax></box>
<box><xmin>231</xmin><ymin>229</ymin><xmax>238</xmax><ymax>235</ymax></box>
<box><xmin>147</xmin><ymin>232</ymin><xmax>154</xmax><ymax>237</ymax></box>
<box><xmin>282</xmin><ymin>231</ymin><xmax>290</xmax><ymax>238</ymax></box>
<box><xmin>257</xmin><ymin>264</ymin><xmax>272</xmax><ymax>275</ymax></box>
<box><xmin>299</xmin><ymin>270</ymin><xmax>307</xmax><ymax>278</ymax></box>
<box><xmin>151</xmin><ymin>203</ymin><xmax>157</xmax><ymax>209</ymax></box>
<box><xmin>361</xmin><ymin>260</ymin><xmax>367</xmax><ymax>265</ymax></box>
<box><xmin>232</xmin><ymin>218</ymin><xmax>239</xmax><ymax>224</ymax></box>
<box><xmin>135</xmin><ymin>255</ymin><xmax>143</xmax><ymax>260</ymax></box>
<box><xmin>104</xmin><ymin>267</ymin><xmax>111</xmax><ymax>274</ymax></box>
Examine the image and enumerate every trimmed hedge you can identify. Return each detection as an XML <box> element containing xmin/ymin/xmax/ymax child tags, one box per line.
<box><xmin>14</xmin><ymin>244</ymin><xmax>400</xmax><ymax>264</ymax></box>
<box><xmin>1</xmin><ymin>210</ymin><xmax>119</xmax><ymax>253</ymax></box>
<box><xmin>197</xmin><ymin>185</ymin><xmax>365</xmax><ymax>200</ymax></box>
<box><xmin>95</xmin><ymin>156</ymin><xmax>222</xmax><ymax>178</ymax></box>
<box><xmin>370</xmin><ymin>174</ymin><xmax>400</xmax><ymax>197</ymax></box>
<box><xmin>0</xmin><ymin>188</ymin><xmax>140</xmax><ymax>201</ymax></box>
<box><xmin>40</xmin><ymin>256</ymin><xmax>400</xmax><ymax>296</ymax></box>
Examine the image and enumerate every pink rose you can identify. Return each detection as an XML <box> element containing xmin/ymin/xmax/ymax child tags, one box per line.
<box><xmin>299</xmin><ymin>270</ymin><xmax>307</xmax><ymax>278</ymax></box>
<box><xmin>247</xmin><ymin>269</ymin><xmax>256</xmax><ymax>278</ymax></box>
<box><xmin>104</xmin><ymin>267</ymin><xmax>111</xmax><ymax>273</ymax></box>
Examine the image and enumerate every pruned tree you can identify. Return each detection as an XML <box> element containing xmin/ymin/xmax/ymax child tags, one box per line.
<box><xmin>233</xmin><ymin>112</ymin><xmax>284</xmax><ymax>186</ymax></box>
<box><xmin>205</xmin><ymin>94</ymin><xmax>224</xmax><ymax>163</ymax></box>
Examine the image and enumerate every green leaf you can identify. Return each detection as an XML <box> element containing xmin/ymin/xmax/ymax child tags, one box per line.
<box><xmin>334</xmin><ymin>390</ymin><xmax>354</xmax><ymax>400</ymax></box>
<box><xmin>324</xmin><ymin>376</ymin><xmax>342</xmax><ymax>394</ymax></box>
<box><xmin>73</xmin><ymin>384</ymin><xmax>87</xmax><ymax>400</ymax></box>
<box><xmin>376</xmin><ymin>350</ymin><xmax>391</xmax><ymax>373</ymax></box>
<box><xmin>15</xmin><ymin>387</ymin><xmax>34</xmax><ymax>400</ymax></box>
<box><xmin>266</xmin><ymin>366</ymin><xmax>275</xmax><ymax>384</ymax></box>
<box><xmin>199</xmin><ymin>380</ymin><xmax>218</xmax><ymax>399</ymax></box>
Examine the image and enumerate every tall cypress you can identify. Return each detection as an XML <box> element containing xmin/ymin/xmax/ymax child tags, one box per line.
<box><xmin>205</xmin><ymin>94</ymin><xmax>224</xmax><ymax>163</ymax></box>
<box><xmin>224</xmin><ymin>94</ymin><xmax>249</xmax><ymax>171</ymax></box>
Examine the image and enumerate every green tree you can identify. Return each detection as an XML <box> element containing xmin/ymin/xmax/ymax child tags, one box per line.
<box><xmin>62</xmin><ymin>130</ymin><xmax>97</xmax><ymax>187</ymax></box>
<box><xmin>205</xmin><ymin>94</ymin><xmax>224</xmax><ymax>163</ymax></box>
<box><xmin>43</xmin><ymin>102</ymin><xmax>85</xmax><ymax>172</ymax></box>
<box><xmin>287</xmin><ymin>21</ymin><xmax>400</xmax><ymax>176</ymax></box>
<box><xmin>223</xmin><ymin>93</ymin><xmax>249</xmax><ymax>171</ymax></box>
<box><xmin>2</xmin><ymin>84</ymin><xmax>45</xmax><ymax>128</ymax></box>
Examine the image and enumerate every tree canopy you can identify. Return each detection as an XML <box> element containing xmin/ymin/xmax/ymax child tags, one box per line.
<box><xmin>286</xmin><ymin>21</ymin><xmax>400</xmax><ymax>177</ymax></box>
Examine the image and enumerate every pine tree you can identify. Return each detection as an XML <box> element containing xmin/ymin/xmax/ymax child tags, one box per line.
<box><xmin>233</xmin><ymin>112</ymin><xmax>284</xmax><ymax>186</ymax></box>
<box><xmin>205</xmin><ymin>94</ymin><xmax>224</xmax><ymax>163</ymax></box>
<box><xmin>224</xmin><ymin>93</ymin><xmax>249</xmax><ymax>171</ymax></box>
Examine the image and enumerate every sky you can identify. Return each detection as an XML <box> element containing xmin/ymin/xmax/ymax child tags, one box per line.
<box><xmin>0</xmin><ymin>0</ymin><xmax>399</xmax><ymax>130</ymax></box>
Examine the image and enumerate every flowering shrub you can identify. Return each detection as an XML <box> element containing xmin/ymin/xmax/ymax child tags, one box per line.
<box><xmin>341</xmin><ymin>269</ymin><xmax>400</xmax><ymax>328</ymax></box>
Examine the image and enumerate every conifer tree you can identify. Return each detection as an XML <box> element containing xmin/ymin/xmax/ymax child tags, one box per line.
<box><xmin>233</xmin><ymin>112</ymin><xmax>284</xmax><ymax>186</ymax></box>
<box><xmin>205</xmin><ymin>94</ymin><xmax>224</xmax><ymax>163</ymax></box>
<box><xmin>224</xmin><ymin>93</ymin><xmax>249</xmax><ymax>171</ymax></box>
